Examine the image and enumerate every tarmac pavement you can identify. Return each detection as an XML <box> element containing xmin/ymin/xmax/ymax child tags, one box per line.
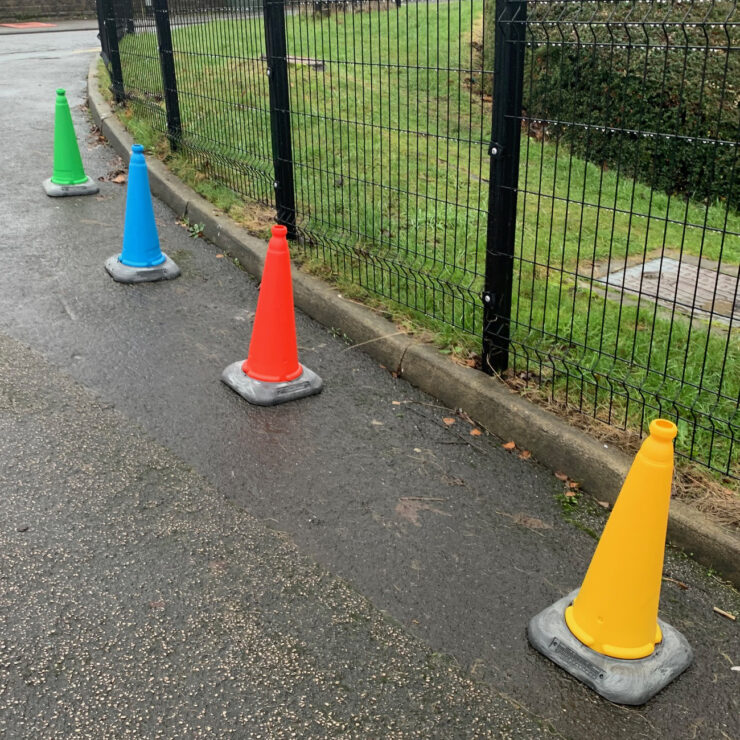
<box><xmin>0</xmin><ymin>331</ymin><xmax>543</xmax><ymax>738</ymax></box>
<box><xmin>0</xmin><ymin>29</ymin><xmax>738</xmax><ymax>738</ymax></box>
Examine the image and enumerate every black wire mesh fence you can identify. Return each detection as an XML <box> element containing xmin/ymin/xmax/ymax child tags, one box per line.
<box><xmin>491</xmin><ymin>0</ymin><xmax>739</xmax><ymax>477</ymax></box>
<box><xmin>98</xmin><ymin>0</ymin><xmax>739</xmax><ymax>478</ymax></box>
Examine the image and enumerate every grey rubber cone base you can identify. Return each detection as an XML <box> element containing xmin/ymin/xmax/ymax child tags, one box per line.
<box><xmin>43</xmin><ymin>177</ymin><xmax>99</xmax><ymax>197</ymax></box>
<box><xmin>105</xmin><ymin>254</ymin><xmax>181</xmax><ymax>283</ymax></box>
<box><xmin>221</xmin><ymin>360</ymin><xmax>323</xmax><ymax>406</ymax></box>
<box><xmin>527</xmin><ymin>589</ymin><xmax>693</xmax><ymax>705</ymax></box>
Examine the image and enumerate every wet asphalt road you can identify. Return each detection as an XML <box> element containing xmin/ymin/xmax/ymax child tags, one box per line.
<box><xmin>0</xmin><ymin>331</ymin><xmax>544</xmax><ymax>738</ymax></box>
<box><xmin>0</xmin><ymin>29</ymin><xmax>738</xmax><ymax>738</ymax></box>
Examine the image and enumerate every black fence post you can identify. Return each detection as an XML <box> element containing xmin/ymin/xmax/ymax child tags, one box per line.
<box><xmin>482</xmin><ymin>0</ymin><xmax>527</xmax><ymax>374</ymax></box>
<box><xmin>100</xmin><ymin>0</ymin><xmax>125</xmax><ymax>102</ymax></box>
<box><xmin>96</xmin><ymin>0</ymin><xmax>110</xmax><ymax>64</ymax></box>
<box><xmin>153</xmin><ymin>0</ymin><xmax>182</xmax><ymax>151</ymax></box>
<box><xmin>263</xmin><ymin>0</ymin><xmax>297</xmax><ymax>238</ymax></box>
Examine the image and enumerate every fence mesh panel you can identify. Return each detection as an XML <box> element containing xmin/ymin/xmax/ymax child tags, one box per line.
<box><xmin>99</xmin><ymin>0</ymin><xmax>739</xmax><ymax>478</ymax></box>
<box><xmin>501</xmin><ymin>0</ymin><xmax>739</xmax><ymax>475</ymax></box>
<box><xmin>282</xmin><ymin>0</ymin><xmax>491</xmax><ymax>335</ymax></box>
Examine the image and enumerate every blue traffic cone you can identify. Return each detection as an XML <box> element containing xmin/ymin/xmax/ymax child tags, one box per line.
<box><xmin>105</xmin><ymin>144</ymin><xmax>180</xmax><ymax>283</ymax></box>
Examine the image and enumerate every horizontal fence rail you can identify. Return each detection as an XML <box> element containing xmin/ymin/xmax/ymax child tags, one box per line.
<box><xmin>98</xmin><ymin>0</ymin><xmax>739</xmax><ymax>478</ymax></box>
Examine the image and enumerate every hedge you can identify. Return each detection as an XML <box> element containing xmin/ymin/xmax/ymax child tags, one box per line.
<box><xmin>480</xmin><ymin>0</ymin><xmax>739</xmax><ymax>208</ymax></box>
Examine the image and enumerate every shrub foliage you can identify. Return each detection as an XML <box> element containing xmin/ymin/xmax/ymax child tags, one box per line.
<box><xmin>484</xmin><ymin>0</ymin><xmax>739</xmax><ymax>207</ymax></box>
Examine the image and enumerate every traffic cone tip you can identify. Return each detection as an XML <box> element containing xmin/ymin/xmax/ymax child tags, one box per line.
<box><xmin>650</xmin><ymin>419</ymin><xmax>677</xmax><ymax>441</ymax></box>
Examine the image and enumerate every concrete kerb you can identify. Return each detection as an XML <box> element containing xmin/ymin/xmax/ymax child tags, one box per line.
<box><xmin>87</xmin><ymin>60</ymin><xmax>740</xmax><ymax>588</ymax></box>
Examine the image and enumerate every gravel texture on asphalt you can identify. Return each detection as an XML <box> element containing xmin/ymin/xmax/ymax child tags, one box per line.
<box><xmin>0</xmin><ymin>332</ymin><xmax>548</xmax><ymax>738</ymax></box>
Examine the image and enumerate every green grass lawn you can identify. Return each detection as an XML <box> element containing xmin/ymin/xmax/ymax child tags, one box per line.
<box><xmin>115</xmin><ymin>1</ymin><xmax>739</xmax><ymax>476</ymax></box>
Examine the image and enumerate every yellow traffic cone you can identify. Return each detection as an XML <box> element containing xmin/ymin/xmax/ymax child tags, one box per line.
<box><xmin>565</xmin><ymin>418</ymin><xmax>677</xmax><ymax>659</ymax></box>
<box><xmin>527</xmin><ymin>419</ymin><xmax>693</xmax><ymax>705</ymax></box>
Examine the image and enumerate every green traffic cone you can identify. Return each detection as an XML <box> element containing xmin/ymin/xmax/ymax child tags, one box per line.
<box><xmin>43</xmin><ymin>89</ymin><xmax>98</xmax><ymax>197</ymax></box>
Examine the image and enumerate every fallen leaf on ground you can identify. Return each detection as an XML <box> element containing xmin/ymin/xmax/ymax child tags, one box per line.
<box><xmin>568</xmin><ymin>480</ymin><xmax>580</xmax><ymax>490</ymax></box>
<box><xmin>442</xmin><ymin>417</ymin><xmax>456</xmax><ymax>426</ymax></box>
<box><xmin>564</xmin><ymin>489</ymin><xmax>578</xmax><ymax>498</ymax></box>
<box><xmin>596</xmin><ymin>500</ymin><xmax>610</xmax><ymax>509</ymax></box>
<box><xmin>555</xmin><ymin>471</ymin><xmax>568</xmax><ymax>481</ymax></box>
<box><xmin>713</xmin><ymin>607</ymin><xmax>736</xmax><ymax>621</ymax></box>
<box><xmin>392</xmin><ymin>401</ymin><xmax>401</xmax><ymax>406</ymax></box>
<box><xmin>519</xmin><ymin>450</ymin><xmax>531</xmax><ymax>460</ymax></box>
<box><xmin>502</xmin><ymin>441</ymin><xmax>516</xmax><ymax>451</ymax></box>
<box><xmin>470</xmin><ymin>428</ymin><xmax>482</xmax><ymax>437</ymax></box>
<box><xmin>111</xmin><ymin>173</ymin><xmax>126</xmax><ymax>184</ymax></box>
<box><xmin>215</xmin><ymin>253</ymin><xmax>224</xmax><ymax>258</ymax></box>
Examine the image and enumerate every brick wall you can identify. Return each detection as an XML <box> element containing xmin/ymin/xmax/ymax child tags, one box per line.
<box><xmin>0</xmin><ymin>0</ymin><xmax>97</xmax><ymax>22</ymax></box>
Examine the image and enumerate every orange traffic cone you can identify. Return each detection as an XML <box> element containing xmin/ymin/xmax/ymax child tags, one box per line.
<box><xmin>527</xmin><ymin>419</ymin><xmax>692</xmax><ymax>705</ymax></box>
<box><xmin>221</xmin><ymin>224</ymin><xmax>323</xmax><ymax>406</ymax></box>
